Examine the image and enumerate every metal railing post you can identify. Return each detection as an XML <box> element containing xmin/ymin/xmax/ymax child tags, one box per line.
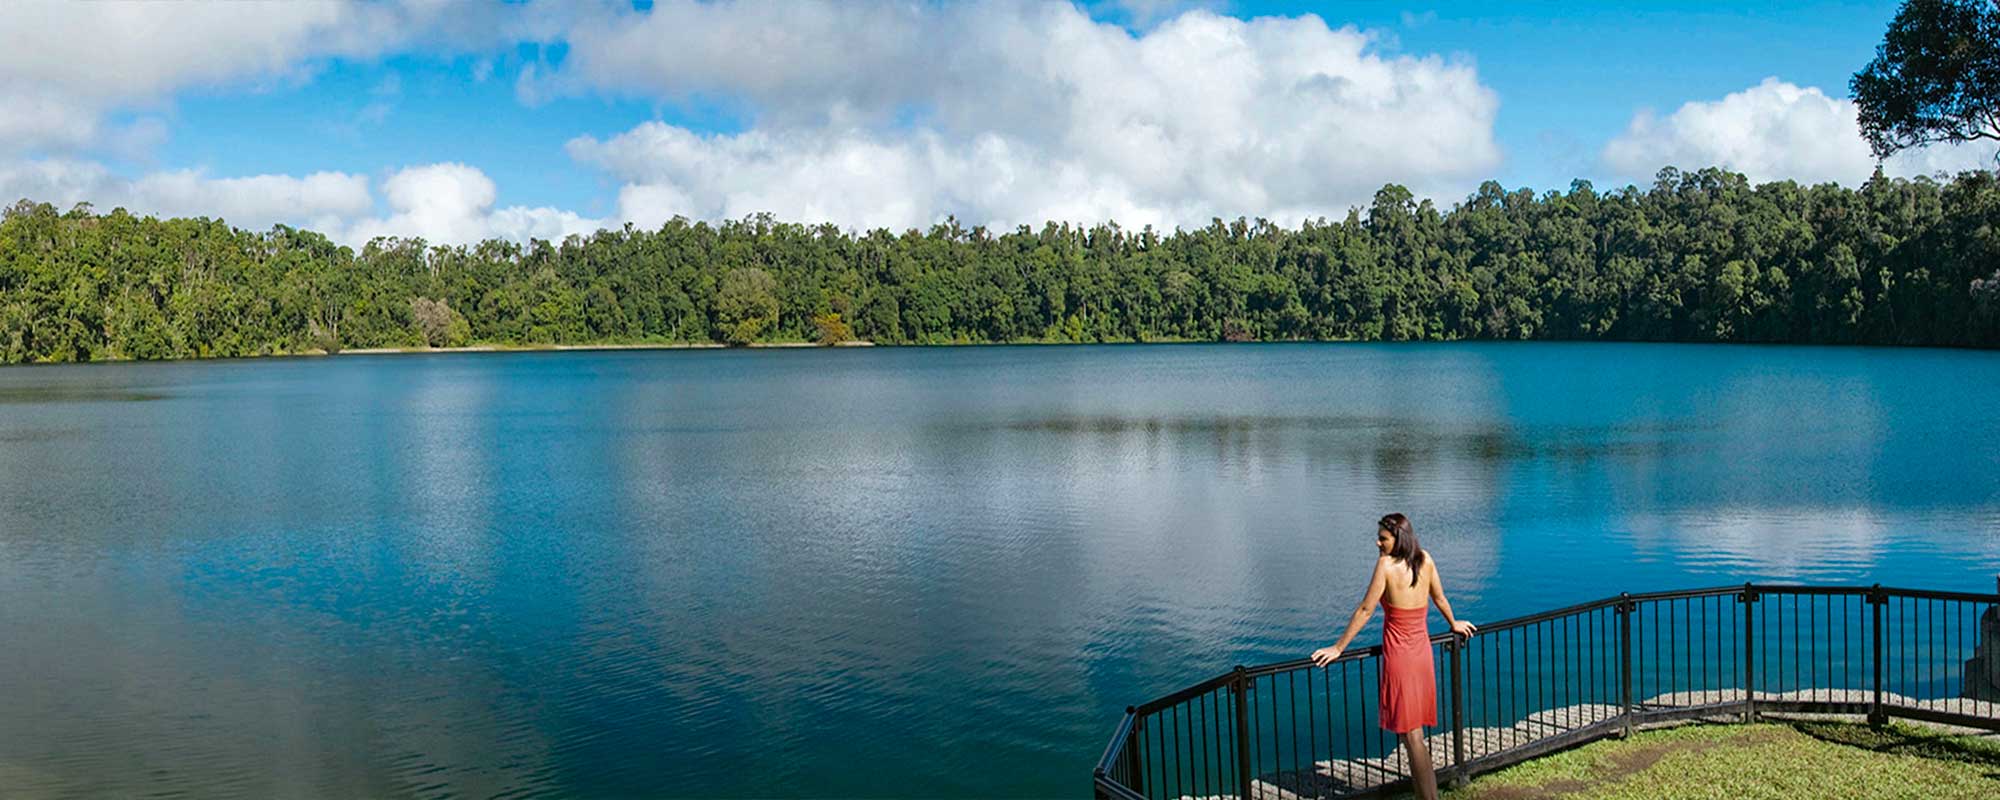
<box><xmin>1232</xmin><ymin>666</ymin><xmax>1252</xmax><ymax>800</ymax></box>
<box><xmin>1869</xmin><ymin>584</ymin><xmax>1886</xmax><ymax>727</ymax></box>
<box><xmin>1618</xmin><ymin>593</ymin><xmax>1634</xmax><ymax>737</ymax></box>
<box><xmin>1741</xmin><ymin>585</ymin><xmax>1757</xmax><ymax>722</ymax></box>
<box><xmin>1449</xmin><ymin>635</ymin><xmax>1466</xmax><ymax>788</ymax></box>
<box><xmin>1123</xmin><ymin>708</ymin><xmax>1144</xmax><ymax>797</ymax></box>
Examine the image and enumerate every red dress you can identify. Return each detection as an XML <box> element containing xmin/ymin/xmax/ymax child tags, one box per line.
<box><xmin>1379</xmin><ymin>603</ymin><xmax>1437</xmax><ymax>733</ymax></box>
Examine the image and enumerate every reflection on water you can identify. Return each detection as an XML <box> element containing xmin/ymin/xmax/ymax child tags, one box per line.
<box><xmin>0</xmin><ymin>385</ymin><xmax>169</xmax><ymax>404</ymax></box>
<box><xmin>0</xmin><ymin>343</ymin><xmax>1996</xmax><ymax>797</ymax></box>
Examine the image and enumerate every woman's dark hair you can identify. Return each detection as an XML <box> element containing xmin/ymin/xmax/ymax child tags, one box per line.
<box><xmin>1379</xmin><ymin>513</ymin><xmax>1424</xmax><ymax>586</ymax></box>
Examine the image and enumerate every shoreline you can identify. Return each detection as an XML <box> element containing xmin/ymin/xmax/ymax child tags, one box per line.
<box><xmin>334</xmin><ymin>340</ymin><xmax>878</xmax><ymax>355</ymax></box>
<box><xmin>5</xmin><ymin>338</ymin><xmax>1995</xmax><ymax>369</ymax></box>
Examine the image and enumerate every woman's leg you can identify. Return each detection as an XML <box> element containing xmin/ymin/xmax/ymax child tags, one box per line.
<box><xmin>1399</xmin><ymin>729</ymin><xmax>1438</xmax><ymax>800</ymax></box>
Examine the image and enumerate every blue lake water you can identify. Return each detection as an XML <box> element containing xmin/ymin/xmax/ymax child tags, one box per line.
<box><xmin>0</xmin><ymin>343</ymin><xmax>1997</xmax><ymax>797</ymax></box>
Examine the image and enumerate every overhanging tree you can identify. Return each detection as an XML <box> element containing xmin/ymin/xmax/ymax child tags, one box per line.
<box><xmin>1851</xmin><ymin>0</ymin><xmax>2000</xmax><ymax>162</ymax></box>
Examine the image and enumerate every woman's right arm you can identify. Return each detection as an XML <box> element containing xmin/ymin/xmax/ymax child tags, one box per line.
<box><xmin>1312</xmin><ymin>558</ymin><xmax>1387</xmax><ymax>667</ymax></box>
<box><xmin>1427</xmin><ymin>557</ymin><xmax>1477</xmax><ymax>638</ymax></box>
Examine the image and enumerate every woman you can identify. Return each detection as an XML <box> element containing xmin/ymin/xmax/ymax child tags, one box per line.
<box><xmin>1310</xmin><ymin>513</ymin><xmax>1475</xmax><ymax>800</ymax></box>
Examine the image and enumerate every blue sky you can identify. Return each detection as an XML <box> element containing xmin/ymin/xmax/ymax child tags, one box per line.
<box><xmin>3</xmin><ymin>0</ymin><xmax>1991</xmax><ymax>246</ymax></box>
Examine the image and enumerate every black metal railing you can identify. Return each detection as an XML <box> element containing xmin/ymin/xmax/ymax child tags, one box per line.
<box><xmin>1094</xmin><ymin>582</ymin><xmax>2000</xmax><ymax>800</ymax></box>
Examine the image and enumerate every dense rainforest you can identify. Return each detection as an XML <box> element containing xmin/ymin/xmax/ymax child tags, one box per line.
<box><xmin>1</xmin><ymin>166</ymin><xmax>1998</xmax><ymax>364</ymax></box>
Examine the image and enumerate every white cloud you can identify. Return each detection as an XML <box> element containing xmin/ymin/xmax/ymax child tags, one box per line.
<box><xmin>554</xmin><ymin>3</ymin><xmax>1501</xmax><ymax>231</ymax></box>
<box><xmin>0</xmin><ymin>158</ymin><xmax>371</xmax><ymax>233</ymax></box>
<box><xmin>1603</xmin><ymin>77</ymin><xmax>2000</xmax><ymax>185</ymax></box>
<box><xmin>341</xmin><ymin>163</ymin><xmax>602</xmax><ymax>247</ymax></box>
<box><xmin>0</xmin><ymin>0</ymin><xmax>552</xmax><ymax>155</ymax></box>
<box><xmin>0</xmin><ymin>84</ymin><xmax>105</xmax><ymax>153</ymax></box>
<box><xmin>0</xmin><ymin>159</ymin><xmax>598</xmax><ymax>248</ymax></box>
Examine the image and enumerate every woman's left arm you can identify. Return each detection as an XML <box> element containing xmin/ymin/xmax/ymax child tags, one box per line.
<box><xmin>1427</xmin><ymin>558</ymin><xmax>1477</xmax><ymax>638</ymax></box>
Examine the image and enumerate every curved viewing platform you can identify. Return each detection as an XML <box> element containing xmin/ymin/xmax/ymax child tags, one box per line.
<box><xmin>1094</xmin><ymin>583</ymin><xmax>2000</xmax><ymax>800</ymax></box>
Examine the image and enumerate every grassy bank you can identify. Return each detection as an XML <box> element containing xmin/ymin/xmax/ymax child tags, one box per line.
<box><xmin>1438</xmin><ymin>721</ymin><xmax>2000</xmax><ymax>799</ymax></box>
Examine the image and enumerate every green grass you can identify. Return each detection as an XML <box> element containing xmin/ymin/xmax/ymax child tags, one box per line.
<box><xmin>1435</xmin><ymin>721</ymin><xmax>2000</xmax><ymax>800</ymax></box>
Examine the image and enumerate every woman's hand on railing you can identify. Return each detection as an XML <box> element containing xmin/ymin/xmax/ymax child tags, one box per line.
<box><xmin>1310</xmin><ymin>645</ymin><xmax>1342</xmax><ymax>667</ymax></box>
<box><xmin>1452</xmin><ymin>619</ymin><xmax>1477</xmax><ymax>638</ymax></box>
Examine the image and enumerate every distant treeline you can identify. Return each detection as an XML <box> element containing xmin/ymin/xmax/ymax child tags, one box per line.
<box><xmin>2</xmin><ymin>166</ymin><xmax>1998</xmax><ymax>363</ymax></box>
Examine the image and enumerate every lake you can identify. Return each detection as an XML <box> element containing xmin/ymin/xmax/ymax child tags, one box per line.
<box><xmin>1</xmin><ymin>343</ymin><xmax>1996</xmax><ymax>797</ymax></box>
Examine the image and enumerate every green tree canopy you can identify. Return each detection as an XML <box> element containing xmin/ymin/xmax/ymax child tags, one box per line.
<box><xmin>1852</xmin><ymin>0</ymin><xmax>2000</xmax><ymax>161</ymax></box>
<box><xmin>3</xmin><ymin>166</ymin><xmax>2000</xmax><ymax>365</ymax></box>
<box><xmin>715</xmin><ymin>267</ymin><xmax>779</xmax><ymax>345</ymax></box>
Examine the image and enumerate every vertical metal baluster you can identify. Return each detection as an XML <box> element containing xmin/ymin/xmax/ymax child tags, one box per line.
<box><xmin>1176</xmin><ymin>700</ymin><xmax>1192</xmax><ymax>800</ymax></box>
<box><xmin>1192</xmin><ymin>688</ymin><xmax>1208</xmax><ymax>792</ymax></box>
<box><xmin>1498</xmin><ymin>627</ymin><xmax>1508</xmax><ymax>743</ymax></box>
<box><xmin>1838</xmin><ymin>595</ymin><xmax>1848</xmax><ymax>695</ymax></box>
<box><xmin>1224</xmin><ymin>664</ymin><xmax>1240</xmax><ymax>800</ymax></box>
<box><xmin>1322</xmin><ymin>663</ymin><xmax>1335</xmax><ymax>783</ymax></box>
<box><xmin>1302</xmin><ymin>670</ymin><xmax>1312</xmax><ymax>782</ymax></box>
<box><xmin>1619</xmin><ymin>594</ymin><xmax>1633</xmax><ymax>736</ymax></box>
<box><xmin>1666</xmin><ymin>598</ymin><xmax>1675</xmax><ymax>705</ymax></box>
<box><xmin>1249</xmin><ymin>674</ymin><xmax>1262</xmax><ymax>791</ymax></box>
<box><xmin>1223</xmin><ymin>687</ymin><xmax>1233</xmax><ymax>795</ymax></box>
<box><xmin>1656</xmin><ymin>599</ymin><xmax>1664</xmax><ymax>705</ymax></box>
<box><xmin>1136</xmin><ymin>712</ymin><xmax>1152</xmax><ymax>792</ymax></box>
<box><xmin>1869</xmin><ymin>586</ymin><xmax>1884</xmax><ymax>726</ymax></box>
<box><xmin>1560</xmin><ymin>616</ymin><xmax>1569</xmax><ymax>721</ymax></box>
<box><xmin>1832</xmin><ymin>592</ymin><xmax>1840</xmax><ymax>700</ymax></box>
<box><xmin>1811</xmin><ymin>594</ymin><xmax>1820</xmax><ymax>702</ymax></box>
<box><xmin>1143</xmin><ymin>714</ymin><xmax>1156</xmax><ymax>800</ymax></box>
<box><xmin>1800</xmin><ymin>592</ymin><xmax>1816</xmax><ymax>700</ymax></box>
<box><xmin>1196</xmin><ymin>696</ymin><xmax>1207</xmax><ymax>796</ymax></box>
<box><xmin>1285</xmin><ymin>672</ymin><xmax>1297</xmax><ymax>786</ymax></box>
<box><xmin>1450</xmin><ymin>634</ymin><xmax>1465</xmax><ymax>787</ymax></box>
<box><xmin>1210</xmin><ymin>690</ymin><xmax>1222</xmax><ymax>796</ymax></box>
<box><xmin>1269</xmin><ymin>674</ymin><xmax>1281</xmax><ymax>784</ymax></box>
<box><xmin>1345</xmin><ymin>660</ymin><xmax>1355</xmax><ymax>790</ymax></box>
<box><xmin>1680</xmin><ymin>598</ymin><xmax>1688</xmax><ymax>703</ymax></box>
<box><xmin>1777</xmin><ymin>592</ymin><xmax>1786</xmax><ymax>696</ymax></box>
<box><xmin>1650</xmin><ymin>599</ymin><xmax>1659</xmax><ymax>708</ymax></box>
<box><xmin>1517</xmin><ymin>625</ymin><xmax>1527</xmax><ymax>741</ymax></box>
<box><xmin>1144</xmin><ymin>716</ymin><xmax>1160</xmax><ymax>796</ymax></box>
<box><xmin>1302</xmin><ymin>671</ymin><xmax>1312</xmax><ymax>783</ymax></box>
<box><xmin>1364</xmin><ymin>657</ymin><xmax>1376</xmax><ymax>772</ymax></box>
<box><xmin>1536</xmin><ymin>620</ymin><xmax>1552</xmax><ymax>724</ymax></box>
<box><xmin>1568</xmin><ymin>613</ymin><xmax>1577</xmax><ymax>725</ymax></box>
<box><xmin>1742</xmin><ymin>587</ymin><xmax>1756</xmax><ymax>721</ymax></box>
<box><xmin>1185</xmin><ymin>701</ymin><xmax>1197</xmax><ymax>799</ymax></box>
<box><xmin>1188</xmin><ymin>700</ymin><xmax>1199</xmax><ymax>796</ymax></box>
<box><xmin>1525</xmin><ymin>624</ymin><xmax>1535</xmax><ymax>741</ymax></box>
<box><xmin>1312</xmin><ymin>664</ymin><xmax>1328</xmax><ymax>784</ymax></box>
<box><xmin>1760</xmin><ymin>593</ymin><xmax>1769</xmax><ymax>701</ymax></box>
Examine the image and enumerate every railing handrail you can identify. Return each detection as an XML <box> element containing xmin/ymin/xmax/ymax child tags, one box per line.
<box><xmin>1098</xmin><ymin>581</ymin><xmax>2000</xmax><ymax>800</ymax></box>
<box><xmin>1210</xmin><ymin>584</ymin><xmax>2000</xmax><ymax>684</ymax></box>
